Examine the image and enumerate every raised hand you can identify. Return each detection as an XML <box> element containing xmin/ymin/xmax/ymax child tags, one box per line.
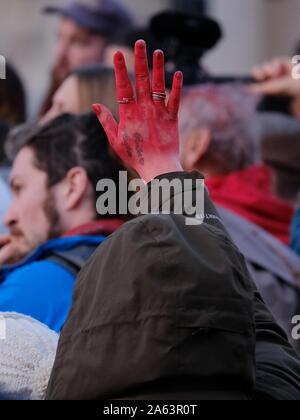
<box><xmin>251</xmin><ymin>57</ymin><xmax>300</xmax><ymax>97</ymax></box>
<box><xmin>93</xmin><ymin>40</ymin><xmax>183</xmax><ymax>183</ymax></box>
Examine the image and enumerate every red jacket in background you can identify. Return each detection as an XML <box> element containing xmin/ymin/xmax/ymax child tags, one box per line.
<box><xmin>206</xmin><ymin>165</ymin><xmax>294</xmax><ymax>245</ymax></box>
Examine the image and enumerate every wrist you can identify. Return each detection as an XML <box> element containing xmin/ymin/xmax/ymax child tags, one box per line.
<box><xmin>139</xmin><ymin>160</ymin><xmax>183</xmax><ymax>183</ymax></box>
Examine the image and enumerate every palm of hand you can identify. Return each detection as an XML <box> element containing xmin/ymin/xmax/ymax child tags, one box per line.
<box><xmin>93</xmin><ymin>40</ymin><xmax>183</xmax><ymax>183</ymax></box>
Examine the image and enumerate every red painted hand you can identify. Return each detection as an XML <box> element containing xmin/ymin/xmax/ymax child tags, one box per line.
<box><xmin>93</xmin><ymin>40</ymin><xmax>183</xmax><ymax>183</ymax></box>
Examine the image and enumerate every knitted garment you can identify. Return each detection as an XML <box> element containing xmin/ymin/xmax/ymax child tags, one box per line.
<box><xmin>0</xmin><ymin>313</ymin><xmax>58</xmax><ymax>400</ymax></box>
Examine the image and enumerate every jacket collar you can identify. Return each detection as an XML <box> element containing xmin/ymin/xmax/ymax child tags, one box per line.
<box><xmin>62</xmin><ymin>219</ymin><xmax>124</xmax><ymax>238</ymax></box>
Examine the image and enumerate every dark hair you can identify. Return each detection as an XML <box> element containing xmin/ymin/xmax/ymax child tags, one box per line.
<box><xmin>70</xmin><ymin>65</ymin><xmax>119</xmax><ymax>118</ymax></box>
<box><xmin>7</xmin><ymin>112</ymin><xmax>122</xmax><ymax>217</ymax></box>
<box><xmin>0</xmin><ymin>120</ymin><xmax>9</xmax><ymax>165</ymax></box>
<box><xmin>0</xmin><ymin>63</ymin><xmax>26</xmax><ymax>125</ymax></box>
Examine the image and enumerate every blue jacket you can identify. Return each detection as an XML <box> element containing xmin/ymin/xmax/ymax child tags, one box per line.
<box><xmin>291</xmin><ymin>208</ymin><xmax>300</xmax><ymax>256</ymax></box>
<box><xmin>0</xmin><ymin>235</ymin><xmax>106</xmax><ymax>332</ymax></box>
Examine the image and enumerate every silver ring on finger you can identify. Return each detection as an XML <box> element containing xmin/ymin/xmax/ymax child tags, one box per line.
<box><xmin>152</xmin><ymin>92</ymin><xmax>167</xmax><ymax>101</ymax></box>
<box><xmin>118</xmin><ymin>97</ymin><xmax>135</xmax><ymax>105</ymax></box>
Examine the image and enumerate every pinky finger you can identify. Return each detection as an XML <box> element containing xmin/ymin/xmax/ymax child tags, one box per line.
<box><xmin>167</xmin><ymin>71</ymin><xmax>183</xmax><ymax>119</ymax></box>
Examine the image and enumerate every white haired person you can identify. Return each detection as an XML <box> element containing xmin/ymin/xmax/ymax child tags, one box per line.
<box><xmin>179</xmin><ymin>83</ymin><xmax>293</xmax><ymax>244</ymax></box>
<box><xmin>179</xmin><ymin>83</ymin><xmax>300</xmax><ymax>349</ymax></box>
<box><xmin>0</xmin><ymin>313</ymin><xmax>58</xmax><ymax>400</ymax></box>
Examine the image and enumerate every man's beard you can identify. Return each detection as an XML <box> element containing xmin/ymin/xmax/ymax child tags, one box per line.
<box><xmin>43</xmin><ymin>194</ymin><xmax>64</xmax><ymax>240</ymax></box>
<box><xmin>9</xmin><ymin>195</ymin><xmax>63</xmax><ymax>249</ymax></box>
<box><xmin>2</xmin><ymin>194</ymin><xmax>64</xmax><ymax>266</ymax></box>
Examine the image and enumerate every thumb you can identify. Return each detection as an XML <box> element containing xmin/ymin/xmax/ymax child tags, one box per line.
<box><xmin>92</xmin><ymin>104</ymin><xmax>118</xmax><ymax>147</ymax></box>
<box><xmin>0</xmin><ymin>242</ymin><xmax>14</xmax><ymax>265</ymax></box>
<box><xmin>0</xmin><ymin>235</ymin><xmax>11</xmax><ymax>248</ymax></box>
<box><xmin>250</xmin><ymin>78</ymin><xmax>290</xmax><ymax>96</ymax></box>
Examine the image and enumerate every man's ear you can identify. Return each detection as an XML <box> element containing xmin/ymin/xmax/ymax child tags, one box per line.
<box><xmin>182</xmin><ymin>128</ymin><xmax>212</xmax><ymax>171</ymax></box>
<box><xmin>63</xmin><ymin>167</ymin><xmax>90</xmax><ymax>211</ymax></box>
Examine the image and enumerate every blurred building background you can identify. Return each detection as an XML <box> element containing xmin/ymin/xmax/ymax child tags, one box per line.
<box><xmin>0</xmin><ymin>0</ymin><xmax>300</xmax><ymax>116</ymax></box>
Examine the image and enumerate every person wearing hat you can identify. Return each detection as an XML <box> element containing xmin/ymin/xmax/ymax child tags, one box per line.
<box><xmin>40</xmin><ymin>0</ymin><xmax>134</xmax><ymax>115</ymax></box>
<box><xmin>103</xmin><ymin>10</ymin><xmax>223</xmax><ymax>85</ymax></box>
<box><xmin>149</xmin><ymin>10</ymin><xmax>222</xmax><ymax>86</ymax></box>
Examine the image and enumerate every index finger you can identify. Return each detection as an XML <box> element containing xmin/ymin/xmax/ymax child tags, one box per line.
<box><xmin>114</xmin><ymin>51</ymin><xmax>135</xmax><ymax>103</ymax></box>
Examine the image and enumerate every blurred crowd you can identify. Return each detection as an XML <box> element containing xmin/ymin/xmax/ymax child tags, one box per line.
<box><xmin>1</xmin><ymin>0</ymin><xmax>300</xmax><ymax>401</ymax></box>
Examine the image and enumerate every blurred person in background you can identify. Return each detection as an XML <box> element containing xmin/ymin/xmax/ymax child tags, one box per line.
<box><xmin>40</xmin><ymin>65</ymin><xmax>119</xmax><ymax>125</ymax></box>
<box><xmin>179</xmin><ymin>84</ymin><xmax>300</xmax><ymax>347</ymax></box>
<box><xmin>148</xmin><ymin>11</ymin><xmax>222</xmax><ymax>87</ymax></box>
<box><xmin>0</xmin><ymin>112</ymin><xmax>124</xmax><ymax>332</ymax></box>
<box><xmin>252</xmin><ymin>57</ymin><xmax>300</xmax><ymax>119</ymax></box>
<box><xmin>0</xmin><ymin>178</ymin><xmax>10</xmax><ymax>235</ymax></box>
<box><xmin>0</xmin><ymin>121</ymin><xmax>10</xmax><ymax>179</ymax></box>
<box><xmin>180</xmin><ymin>84</ymin><xmax>293</xmax><ymax>244</ymax></box>
<box><xmin>0</xmin><ymin>122</ymin><xmax>11</xmax><ymax>235</ymax></box>
<box><xmin>40</xmin><ymin>0</ymin><xmax>134</xmax><ymax>115</ymax></box>
<box><xmin>258</xmin><ymin>112</ymin><xmax>300</xmax><ymax>206</ymax></box>
<box><xmin>252</xmin><ymin>57</ymin><xmax>300</xmax><ymax>256</ymax></box>
<box><xmin>103</xmin><ymin>11</ymin><xmax>223</xmax><ymax>87</ymax></box>
<box><xmin>0</xmin><ymin>313</ymin><xmax>58</xmax><ymax>400</ymax></box>
<box><xmin>0</xmin><ymin>63</ymin><xmax>27</xmax><ymax>228</ymax></box>
<box><xmin>292</xmin><ymin>203</ymin><xmax>300</xmax><ymax>257</ymax></box>
<box><xmin>0</xmin><ymin>63</ymin><xmax>26</xmax><ymax>126</ymax></box>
